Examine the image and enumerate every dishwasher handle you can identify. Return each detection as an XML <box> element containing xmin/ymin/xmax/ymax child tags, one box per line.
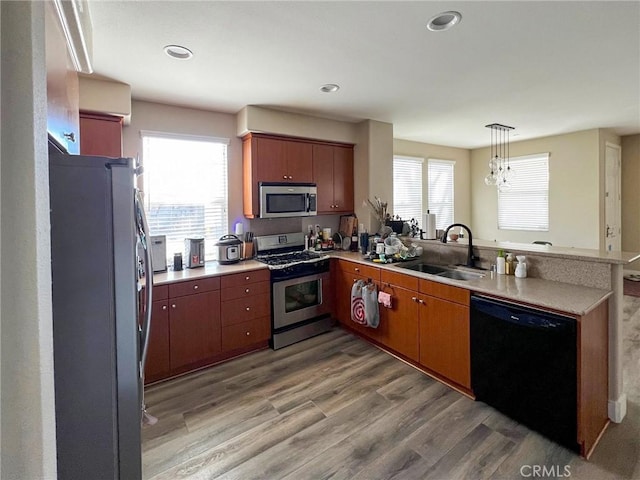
<box><xmin>471</xmin><ymin>296</ymin><xmax>576</xmax><ymax>332</ymax></box>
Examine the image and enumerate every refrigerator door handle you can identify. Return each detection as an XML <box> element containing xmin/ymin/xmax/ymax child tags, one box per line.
<box><xmin>135</xmin><ymin>189</ymin><xmax>153</xmax><ymax>371</ymax></box>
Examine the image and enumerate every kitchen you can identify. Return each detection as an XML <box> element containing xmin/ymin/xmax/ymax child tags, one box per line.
<box><xmin>2</xmin><ymin>1</ymin><xmax>640</xmax><ymax>480</ymax></box>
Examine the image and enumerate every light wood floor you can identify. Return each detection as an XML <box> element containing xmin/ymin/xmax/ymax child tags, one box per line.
<box><xmin>143</xmin><ymin>300</ymin><xmax>640</xmax><ymax>480</ymax></box>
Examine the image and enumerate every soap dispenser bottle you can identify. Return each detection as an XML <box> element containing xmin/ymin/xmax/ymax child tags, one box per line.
<box><xmin>515</xmin><ymin>255</ymin><xmax>527</xmax><ymax>278</ymax></box>
<box><xmin>496</xmin><ymin>249</ymin><xmax>506</xmax><ymax>275</ymax></box>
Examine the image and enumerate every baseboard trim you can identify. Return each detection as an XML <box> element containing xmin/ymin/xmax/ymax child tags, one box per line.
<box><xmin>608</xmin><ymin>394</ymin><xmax>627</xmax><ymax>423</ymax></box>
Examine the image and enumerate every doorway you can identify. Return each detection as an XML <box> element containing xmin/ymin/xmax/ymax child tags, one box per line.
<box><xmin>604</xmin><ymin>142</ymin><xmax>622</xmax><ymax>252</ymax></box>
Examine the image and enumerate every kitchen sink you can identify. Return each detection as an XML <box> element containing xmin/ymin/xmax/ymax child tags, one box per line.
<box><xmin>403</xmin><ymin>263</ymin><xmax>450</xmax><ymax>275</ymax></box>
<box><xmin>437</xmin><ymin>269</ymin><xmax>484</xmax><ymax>281</ymax></box>
<box><xmin>399</xmin><ymin>263</ymin><xmax>485</xmax><ymax>281</ymax></box>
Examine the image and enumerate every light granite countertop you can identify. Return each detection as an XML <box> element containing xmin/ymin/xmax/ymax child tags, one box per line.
<box><xmin>329</xmin><ymin>251</ymin><xmax>611</xmax><ymax>316</ymax></box>
<box><xmin>152</xmin><ymin>260</ymin><xmax>268</xmax><ymax>286</ymax></box>
<box><xmin>150</xmin><ymin>252</ymin><xmax>611</xmax><ymax>316</ymax></box>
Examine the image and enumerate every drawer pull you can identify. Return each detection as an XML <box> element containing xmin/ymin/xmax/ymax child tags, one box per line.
<box><xmin>246</xmin><ymin>331</ymin><xmax>251</xmax><ymax>336</ymax></box>
<box><xmin>245</xmin><ymin>288</ymin><xmax>250</xmax><ymax>293</ymax></box>
<box><xmin>418</xmin><ymin>299</ymin><xmax>425</xmax><ymax>304</ymax></box>
<box><xmin>193</xmin><ymin>285</ymin><xmax>199</xmax><ymax>290</ymax></box>
<box><xmin>162</xmin><ymin>305</ymin><xmax>167</xmax><ymax>310</ymax></box>
<box><xmin>171</xmin><ymin>304</ymin><xmax>176</xmax><ymax>309</ymax></box>
<box><xmin>246</xmin><ymin>307</ymin><xmax>250</xmax><ymax>311</ymax></box>
<box><xmin>245</xmin><ymin>276</ymin><xmax>250</xmax><ymax>280</ymax></box>
<box><xmin>354</xmin><ymin>267</ymin><xmax>360</xmax><ymax>272</ymax></box>
<box><xmin>411</xmin><ymin>296</ymin><xmax>417</xmax><ymax>302</ymax></box>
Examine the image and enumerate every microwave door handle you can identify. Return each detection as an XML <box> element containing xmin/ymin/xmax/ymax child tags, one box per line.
<box><xmin>306</xmin><ymin>193</ymin><xmax>310</xmax><ymax>213</ymax></box>
<box><xmin>135</xmin><ymin>190</ymin><xmax>153</xmax><ymax>371</ymax></box>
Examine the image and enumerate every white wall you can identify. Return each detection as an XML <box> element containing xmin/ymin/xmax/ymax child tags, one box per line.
<box><xmin>622</xmin><ymin>134</ymin><xmax>640</xmax><ymax>270</ymax></box>
<box><xmin>1</xmin><ymin>2</ymin><xmax>57</xmax><ymax>478</ymax></box>
<box><xmin>393</xmin><ymin>139</ymin><xmax>471</xmax><ymax>227</ymax></box>
<box><xmin>471</xmin><ymin>129</ymin><xmax>601</xmax><ymax>248</ymax></box>
<box><xmin>122</xmin><ymin>100</ymin><xmax>244</xmax><ymax>234</ymax></box>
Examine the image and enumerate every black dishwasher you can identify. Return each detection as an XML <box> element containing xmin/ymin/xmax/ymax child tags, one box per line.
<box><xmin>470</xmin><ymin>295</ymin><xmax>579</xmax><ymax>452</ymax></box>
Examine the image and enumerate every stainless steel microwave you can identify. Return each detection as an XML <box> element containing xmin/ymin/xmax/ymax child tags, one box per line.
<box><xmin>259</xmin><ymin>182</ymin><xmax>317</xmax><ymax>218</ymax></box>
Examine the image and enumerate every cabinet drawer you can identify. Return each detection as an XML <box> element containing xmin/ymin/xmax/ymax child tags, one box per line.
<box><xmin>337</xmin><ymin>260</ymin><xmax>380</xmax><ymax>281</ymax></box>
<box><xmin>221</xmin><ymin>293</ymin><xmax>271</xmax><ymax>326</ymax></box>
<box><xmin>419</xmin><ymin>279</ymin><xmax>470</xmax><ymax>306</ymax></box>
<box><xmin>153</xmin><ymin>284</ymin><xmax>169</xmax><ymax>300</ymax></box>
<box><xmin>381</xmin><ymin>269</ymin><xmax>419</xmax><ymax>291</ymax></box>
<box><xmin>221</xmin><ymin>280</ymin><xmax>270</xmax><ymax>301</ymax></box>
<box><xmin>222</xmin><ymin>316</ymin><xmax>270</xmax><ymax>351</ymax></box>
<box><xmin>169</xmin><ymin>277</ymin><xmax>220</xmax><ymax>298</ymax></box>
<box><xmin>221</xmin><ymin>269</ymin><xmax>270</xmax><ymax>289</ymax></box>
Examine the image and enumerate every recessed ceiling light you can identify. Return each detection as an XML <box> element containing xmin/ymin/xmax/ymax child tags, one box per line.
<box><xmin>320</xmin><ymin>84</ymin><xmax>340</xmax><ymax>93</ymax></box>
<box><xmin>163</xmin><ymin>44</ymin><xmax>193</xmax><ymax>60</ymax></box>
<box><xmin>427</xmin><ymin>11</ymin><xmax>462</xmax><ymax>31</ymax></box>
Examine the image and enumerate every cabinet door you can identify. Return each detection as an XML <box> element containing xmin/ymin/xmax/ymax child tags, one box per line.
<box><xmin>255</xmin><ymin>136</ymin><xmax>287</xmax><ymax>182</ymax></box>
<box><xmin>420</xmin><ymin>296</ymin><xmax>470</xmax><ymax>388</ymax></box>
<box><xmin>377</xmin><ymin>286</ymin><xmax>419</xmax><ymax>362</ymax></box>
<box><xmin>79</xmin><ymin>112</ymin><xmax>122</xmax><ymax>157</ymax></box>
<box><xmin>169</xmin><ymin>290</ymin><xmax>221</xmax><ymax>371</ymax></box>
<box><xmin>285</xmin><ymin>140</ymin><xmax>313</xmax><ymax>182</ymax></box>
<box><xmin>312</xmin><ymin>144</ymin><xmax>335</xmax><ymax>213</ymax></box>
<box><xmin>144</xmin><ymin>300</ymin><xmax>170</xmax><ymax>383</ymax></box>
<box><xmin>332</xmin><ymin>146</ymin><xmax>354</xmax><ymax>213</ymax></box>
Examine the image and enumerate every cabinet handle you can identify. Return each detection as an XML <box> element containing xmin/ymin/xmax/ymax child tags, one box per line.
<box><xmin>246</xmin><ymin>331</ymin><xmax>251</xmax><ymax>336</ymax></box>
<box><xmin>193</xmin><ymin>285</ymin><xmax>199</xmax><ymax>290</ymax></box>
<box><xmin>245</xmin><ymin>276</ymin><xmax>250</xmax><ymax>280</ymax></box>
<box><xmin>245</xmin><ymin>288</ymin><xmax>250</xmax><ymax>293</ymax></box>
<box><xmin>418</xmin><ymin>299</ymin><xmax>425</xmax><ymax>304</ymax></box>
<box><xmin>354</xmin><ymin>267</ymin><xmax>360</xmax><ymax>272</ymax></box>
<box><xmin>63</xmin><ymin>132</ymin><xmax>76</xmax><ymax>142</ymax></box>
<box><xmin>411</xmin><ymin>296</ymin><xmax>417</xmax><ymax>302</ymax></box>
<box><xmin>288</xmin><ymin>175</ymin><xmax>293</xmax><ymax>179</ymax></box>
<box><xmin>171</xmin><ymin>304</ymin><xmax>176</xmax><ymax>309</ymax></box>
<box><xmin>246</xmin><ymin>307</ymin><xmax>250</xmax><ymax>311</ymax></box>
<box><xmin>283</xmin><ymin>175</ymin><xmax>288</xmax><ymax>179</ymax></box>
<box><xmin>162</xmin><ymin>305</ymin><xmax>167</xmax><ymax>310</ymax></box>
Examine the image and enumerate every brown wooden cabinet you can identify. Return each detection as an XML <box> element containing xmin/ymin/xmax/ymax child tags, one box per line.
<box><xmin>419</xmin><ymin>295</ymin><xmax>471</xmax><ymax>389</ymax></box>
<box><xmin>242</xmin><ymin>133</ymin><xmax>354</xmax><ymax>218</ymax></box>
<box><xmin>143</xmin><ymin>285</ymin><xmax>170</xmax><ymax>384</ymax></box>
<box><xmin>220</xmin><ymin>270</ymin><xmax>271</xmax><ymax>352</ymax></box>
<box><xmin>312</xmin><ymin>144</ymin><xmax>354</xmax><ymax>214</ymax></box>
<box><xmin>79</xmin><ymin>112</ymin><xmax>123</xmax><ymax>157</ymax></box>
<box><xmin>160</xmin><ymin>278</ymin><xmax>222</xmax><ymax>374</ymax></box>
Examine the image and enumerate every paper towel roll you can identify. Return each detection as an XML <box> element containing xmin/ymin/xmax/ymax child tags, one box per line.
<box><xmin>424</xmin><ymin>213</ymin><xmax>437</xmax><ymax>239</ymax></box>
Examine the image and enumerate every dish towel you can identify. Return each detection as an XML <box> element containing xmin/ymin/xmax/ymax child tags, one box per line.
<box><xmin>363</xmin><ymin>283</ymin><xmax>380</xmax><ymax>328</ymax></box>
<box><xmin>378</xmin><ymin>291</ymin><xmax>392</xmax><ymax>308</ymax></box>
<box><xmin>351</xmin><ymin>280</ymin><xmax>367</xmax><ymax>325</ymax></box>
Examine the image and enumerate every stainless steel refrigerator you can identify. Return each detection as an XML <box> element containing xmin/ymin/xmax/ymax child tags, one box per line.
<box><xmin>49</xmin><ymin>146</ymin><xmax>153</xmax><ymax>479</ymax></box>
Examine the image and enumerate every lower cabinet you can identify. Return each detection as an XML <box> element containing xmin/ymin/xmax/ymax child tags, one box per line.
<box><xmin>419</xmin><ymin>295</ymin><xmax>471</xmax><ymax>389</ymax></box>
<box><xmin>169</xmin><ymin>289</ymin><xmax>221</xmax><ymax>372</ymax></box>
<box><xmin>145</xmin><ymin>269</ymin><xmax>271</xmax><ymax>384</ymax></box>
<box><xmin>379</xmin><ymin>270</ymin><xmax>420</xmax><ymax>362</ymax></box>
<box><xmin>144</xmin><ymin>287</ymin><xmax>170</xmax><ymax>383</ymax></box>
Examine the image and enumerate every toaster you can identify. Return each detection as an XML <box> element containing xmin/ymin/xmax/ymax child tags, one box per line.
<box><xmin>185</xmin><ymin>237</ymin><xmax>205</xmax><ymax>268</ymax></box>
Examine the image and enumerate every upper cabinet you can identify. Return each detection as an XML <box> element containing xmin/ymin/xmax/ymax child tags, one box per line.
<box><xmin>312</xmin><ymin>144</ymin><xmax>354</xmax><ymax>214</ymax></box>
<box><xmin>242</xmin><ymin>133</ymin><xmax>354</xmax><ymax>218</ymax></box>
<box><xmin>45</xmin><ymin>2</ymin><xmax>80</xmax><ymax>153</ymax></box>
<box><xmin>79</xmin><ymin>112</ymin><xmax>123</xmax><ymax>157</ymax></box>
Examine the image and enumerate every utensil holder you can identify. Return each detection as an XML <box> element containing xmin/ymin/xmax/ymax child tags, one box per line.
<box><xmin>243</xmin><ymin>242</ymin><xmax>254</xmax><ymax>259</ymax></box>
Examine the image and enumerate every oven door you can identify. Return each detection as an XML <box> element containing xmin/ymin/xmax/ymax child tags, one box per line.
<box><xmin>272</xmin><ymin>272</ymin><xmax>331</xmax><ymax>330</ymax></box>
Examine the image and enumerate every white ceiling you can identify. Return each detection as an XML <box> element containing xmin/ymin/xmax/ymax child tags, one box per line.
<box><xmin>88</xmin><ymin>1</ymin><xmax>640</xmax><ymax>149</ymax></box>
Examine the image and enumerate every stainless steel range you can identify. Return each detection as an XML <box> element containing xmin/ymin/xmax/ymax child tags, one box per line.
<box><xmin>255</xmin><ymin>232</ymin><xmax>332</xmax><ymax>349</ymax></box>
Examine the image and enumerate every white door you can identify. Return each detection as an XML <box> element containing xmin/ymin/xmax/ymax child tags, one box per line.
<box><xmin>604</xmin><ymin>142</ymin><xmax>622</xmax><ymax>251</ymax></box>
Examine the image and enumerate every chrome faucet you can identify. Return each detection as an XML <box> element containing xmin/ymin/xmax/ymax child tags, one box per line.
<box><xmin>441</xmin><ymin>223</ymin><xmax>476</xmax><ymax>268</ymax></box>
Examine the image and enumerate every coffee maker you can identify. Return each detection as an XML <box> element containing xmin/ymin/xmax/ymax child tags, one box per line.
<box><xmin>185</xmin><ymin>237</ymin><xmax>205</xmax><ymax>268</ymax></box>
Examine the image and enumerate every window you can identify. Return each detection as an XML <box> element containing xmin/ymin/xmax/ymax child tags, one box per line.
<box><xmin>498</xmin><ymin>153</ymin><xmax>549</xmax><ymax>231</ymax></box>
<box><xmin>393</xmin><ymin>156</ymin><xmax>423</xmax><ymax>222</ymax></box>
<box><xmin>142</xmin><ymin>131</ymin><xmax>229</xmax><ymax>261</ymax></box>
<box><xmin>428</xmin><ymin>159</ymin><xmax>455</xmax><ymax>230</ymax></box>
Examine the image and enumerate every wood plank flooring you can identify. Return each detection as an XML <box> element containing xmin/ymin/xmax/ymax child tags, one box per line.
<box><xmin>143</xmin><ymin>298</ymin><xmax>640</xmax><ymax>480</ymax></box>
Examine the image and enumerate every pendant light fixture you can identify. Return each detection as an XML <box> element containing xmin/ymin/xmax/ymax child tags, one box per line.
<box><xmin>484</xmin><ymin>123</ymin><xmax>515</xmax><ymax>191</ymax></box>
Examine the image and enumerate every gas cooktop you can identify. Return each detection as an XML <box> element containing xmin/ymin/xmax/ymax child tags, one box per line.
<box><xmin>255</xmin><ymin>250</ymin><xmax>328</xmax><ymax>268</ymax></box>
<box><xmin>254</xmin><ymin>232</ymin><xmax>329</xmax><ymax>269</ymax></box>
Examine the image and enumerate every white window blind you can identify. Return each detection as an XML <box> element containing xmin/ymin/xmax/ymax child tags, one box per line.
<box><xmin>498</xmin><ymin>153</ymin><xmax>549</xmax><ymax>231</ymax></box>
<box><xmin>428</xmin><ymin>159</ymin><xmax>455</xmax><ymax>230</ymax></box>
<box><xmin>393</xmin><ymin>156</ymin><xmax>423</xmax><ymax>222</ymax></box>
<box><xmin>142</xmin><ymin>132</ymin><xmax>229</xmax><ymax>262</ymax></box>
